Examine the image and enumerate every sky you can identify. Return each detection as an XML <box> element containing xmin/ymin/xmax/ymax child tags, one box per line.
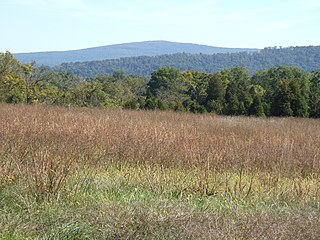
<box><xmin>1</xmin><ymin>0</ymin><xmax>320</xmax><ymax>53</ymax></box>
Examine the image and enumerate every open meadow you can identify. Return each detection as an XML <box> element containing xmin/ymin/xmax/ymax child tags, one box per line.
<box><xmin>1</xmin><ymin>104</ymin><xmax>320</xmax><ymax>239</ymax></box>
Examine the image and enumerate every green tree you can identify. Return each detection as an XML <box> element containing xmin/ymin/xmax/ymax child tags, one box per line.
<box><xmin>272</xmin><ymin>79</ymin><xmax>308</xmax><ymax>117</ymax></box>
<box><xmin>181</xmin><ymin>71</ymin><xmax>208</xmax><ymax>113</ymax></box>
<box><xmin>0</xmin><ymin>52</ymin><xmax>26</xmax><ymax>103</ymax></box>
<box><xmin>148</xmin><ymin>68</ymin><xmax>181</xmax><ymax>96</ymax></box>
<box><xmin>249</xmin><ymin>95</ymin><xmax>265</xmax><ymax>117</ymax></box>
<box><xmin>224</xmin><ymin>67</ymin><xmax>252</xmax><ymax>115</ymax></box>
<box><xmin>95</xmin><ymin>74</ymin><xmax>147</xmax><ymax>109</ymax></box>
<box><xmin>252</xmin><ymin>66</ymin><xmax>310</xmax><ymax>117</ymax></box>
<box><xmin>205</xmin><ymin>72</ymin><xmax>229</xmax><ymax>114</ymax></box>
<box><xmin>309</xmin><ymin>71</ymin><xmax>320</xmax><ymax>118</ymax></box>
<box><xmin>248</xmin><ymin>84</ymin><xmax>265</xmax><ymax>117</ymax></box>
<box><xmin>24</xmin><ymin>67</ymin><xmax>79</xmax><ymax>105</ymax></box>
<box><xmin>147</xmin><ymin>68</ymin><xmax>188</xmax><ymax>110</ymax></box>
<box><xmin>70</xmin><ymin>81</ymin><xmax>117</xmax><ymax>108</ymax></box>
<box><xmin>112</xmin><ymin>70</ymin><xmax>125</xmax><ymax>80</ymax></box>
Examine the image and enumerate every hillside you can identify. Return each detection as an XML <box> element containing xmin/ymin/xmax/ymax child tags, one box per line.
<box><xmin>13</xmin><ymin>41</ymin><xmax>258</xmax><ymax>66</ymax></box>
<box><xmin>53</xmin><ymin>45</ymin><xmax>320</xmax><ymax>77</ymax></box>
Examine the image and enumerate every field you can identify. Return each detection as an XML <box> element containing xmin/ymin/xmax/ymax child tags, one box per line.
<box><xmin>1</xmin><ymin>104</ymin><xmax>320</xmax><ymax>239</ymax></box>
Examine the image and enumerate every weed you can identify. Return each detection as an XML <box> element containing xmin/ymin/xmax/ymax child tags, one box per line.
<box><xmin>0</xmin><ymin>104</ymin><xmax>320</xmax><ymax>239</ymax></box>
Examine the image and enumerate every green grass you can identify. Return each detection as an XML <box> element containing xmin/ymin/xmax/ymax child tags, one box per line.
<box><xmin>1</xmin><ymin>163</ymin><xmax>320</xmax><ymax>239</ymax></box>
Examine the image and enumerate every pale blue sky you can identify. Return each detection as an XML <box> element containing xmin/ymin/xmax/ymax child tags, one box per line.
<box><xmin>1</xmin><ymin>0</ymin><xmax>320</xmax><ymax>53</ymax></box>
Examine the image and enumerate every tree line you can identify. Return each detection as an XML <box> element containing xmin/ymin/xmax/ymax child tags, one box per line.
<box><xmin>53</xmin><ymin>46</ymin><xmax>320</xmax><ymax>78</ymax></box>
<box><xmin>1</xmin><ymin>51</ymin><xmax>320</xmax><ymax>118</ymax></box>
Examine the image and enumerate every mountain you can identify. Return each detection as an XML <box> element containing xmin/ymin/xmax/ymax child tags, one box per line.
<box><xmin>53</xmin><ymin>46</ymin><xmax>320</xmax><ymax>78</ymax></box>
<box><xmin>13</xmin><ymin>41</ymin><xmax>258</xmax><ymax>66</ymax></box>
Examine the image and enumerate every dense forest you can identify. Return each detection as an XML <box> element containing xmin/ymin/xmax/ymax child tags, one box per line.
<box><xmin>53</xmin><ymin>46</ymin><xmax>320</xmax><ymax>78</ymax></box>
<box><xmin>14</xmin><ymin>41</ymin><xmax>258</xmax><ymax>66</ymax></box>
<box><xmin>1</xmin><ymin>51</ymin><xmax>320</xmax><ymax>118</ymax></box>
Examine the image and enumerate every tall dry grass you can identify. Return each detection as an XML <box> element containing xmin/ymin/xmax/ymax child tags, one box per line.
<box><xmin>1</xmin><ymin>104</ymin><xmax>320</xmax><ymax>239</ymax></box>
<box><xmin>0</xmin><ymin>104</ymin><xmax>320</xmax><ymax>197</ymax></box>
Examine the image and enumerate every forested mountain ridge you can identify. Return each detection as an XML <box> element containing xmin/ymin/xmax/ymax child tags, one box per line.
<box><xmin>52</xmin><ymin>45</ymin><xmax>320</xmax><ymax>78</ymax></box>
<box><xmin>14</xmin><ymin>41</ymin><xmax>258</xmax><ymax>66</ymax></box>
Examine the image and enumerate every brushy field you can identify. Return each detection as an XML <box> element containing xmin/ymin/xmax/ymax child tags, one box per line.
<box><xmin>0</xmin><ymin>104</ymin><xmax>320</xmax><ymax>239</ymax></box>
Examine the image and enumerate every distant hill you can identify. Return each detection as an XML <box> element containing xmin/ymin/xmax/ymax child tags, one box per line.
<box><xmin>52</xmin><ymin>46</ymin><xmax>320</xmax><ymax>78</ymax></box>
<box><xmin>13</xmin><ymin>41</ymin><xmax>258</xmax><ymax>66</ymax></box>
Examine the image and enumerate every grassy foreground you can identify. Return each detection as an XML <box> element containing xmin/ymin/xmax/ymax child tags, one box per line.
<box><xmin>1</xmin><ymin>104</ymin><xmax>320</xmax><ymax>239</ymax></box>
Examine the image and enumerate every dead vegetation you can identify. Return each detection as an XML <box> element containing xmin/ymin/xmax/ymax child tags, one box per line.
<box><xmin>0</xmin><ymin>104</ymin><xmax>320</xmax><ymax>239</ymax></box>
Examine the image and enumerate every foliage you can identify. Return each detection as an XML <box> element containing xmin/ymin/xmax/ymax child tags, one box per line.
<box><xmin>146</xmin><ymin>68</ymin><xmax>188</xmax><ymax>110</ymax></box>
<box><xmin>52</xmin><ymin>46</ymin><xmax>320</xmax><ymax>78</ymax></box>
<box><xmin>309</xmin><ymin>71</ymin><xmax>320</xmax><ymax>118</ymax></box>
<box><xmin>252</xmin><ymin>66</ymin><xmax>310</xmax><ymax>117</ymax></box>
<box><xmin>1</xmin><ymin>52</ymin><xmax>320</xmax><ymax>118</ymax></box>
<box><xmin>0</xmin><ymin>52</ymin><xmax>26</xmax><ymax>103</ymax></box>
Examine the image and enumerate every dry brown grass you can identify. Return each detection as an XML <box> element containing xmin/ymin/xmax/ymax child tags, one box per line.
<box><xmin>0</xmin><ymin>103</ymin><xmax>320</xmax><ymax>239</ymax></box>
<box><xmin>1</xmin><ymin>103</ymin><xmax>320</xmax><ymax>201</ymax></box>
<box><xmin>2</xmin><ymin>104</ymin><xmax>319</xmax><ymax>171</ymax></box>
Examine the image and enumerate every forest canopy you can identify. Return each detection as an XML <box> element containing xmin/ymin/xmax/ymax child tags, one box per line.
<box><xmin>1</xmin><ymin>51</ymin><xmax>320</xmax><ymax>118</ymax></box>
<box><xmin>52</xmin><ymin>46</ymin><xmax>320</xmax><ymax>78</ymax></box>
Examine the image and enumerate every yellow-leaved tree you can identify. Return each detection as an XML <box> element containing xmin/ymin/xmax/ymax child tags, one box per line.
<box><xmin>0</xmin><ymin>51</ymin><xmax>27</xmax><ymax>103</ymax></box>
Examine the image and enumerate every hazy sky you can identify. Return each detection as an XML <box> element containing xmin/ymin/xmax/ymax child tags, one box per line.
<box><xmin>1</xmin><ymin>0</ymin><xmax>320</xmax><ymax>53</ymax></box>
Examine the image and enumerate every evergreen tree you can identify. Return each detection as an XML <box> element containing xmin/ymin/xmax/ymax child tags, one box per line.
<box><xmin>253</xmin><ymin>66</ymin><xmax>310</xmax><ymax>117</ymax></box>
<box><xmin>224</xmin><ymin>67</ymin><xmax>252</xmax><ymax>115</ymax></box>
<box><xmin>272</xmin><ymin>79</ymin><xmax>308</xmax><ymax>117</ymax></box>
<box><xmin>249</xmin><ymin>95</ymin><xmax>265</xmax><ymax>117</ymax></box>
<box><xmin>309</xmin><ymin>71</ymin><xmax>320</xmax><ymax>118</ymax></box>
<box><xmin>205</xmin><ymin>72</ymin><xmax>228</xmax><ymax>113</ymax></box>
